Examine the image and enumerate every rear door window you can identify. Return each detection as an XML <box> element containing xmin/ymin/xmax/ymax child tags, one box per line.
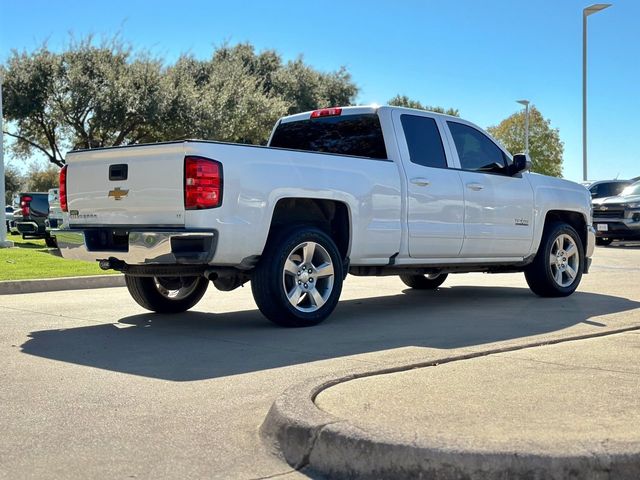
<box><xmin>400</xmin><ymin>115</ymin><xmax>448</xmax><ymax>168</ymax></box>
<box><xmin>270</xmin><ymin>114</ymin><xmax>388</xmax><ymax>159</ymax></box>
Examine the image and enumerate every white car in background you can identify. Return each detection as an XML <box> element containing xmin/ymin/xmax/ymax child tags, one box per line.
<box><xmin>45</xmin><ymin>188</ymin><xmax>64</xmax><ymax>246</ymax></box>
<box><xmin>4</xmin><ymin>205</ymin><xmax>16</xmax><ymax>234</ymax></box>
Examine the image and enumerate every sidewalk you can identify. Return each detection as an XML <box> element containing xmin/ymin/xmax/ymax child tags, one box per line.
<box><xmin>265</xmin><ymin>330</ymin><xmax>640</xmax><ymax>479</ymax></box>
<box><xmin>0</xmin><ymin>274</ymin><xmax>124</xmax><ymax>295</ymax></box>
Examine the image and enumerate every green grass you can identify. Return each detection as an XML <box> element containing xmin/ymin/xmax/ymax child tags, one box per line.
<box><xmin>0</xmin><ymin>235</ymin><xmax>117</xmax><ymax>281</ymax></box>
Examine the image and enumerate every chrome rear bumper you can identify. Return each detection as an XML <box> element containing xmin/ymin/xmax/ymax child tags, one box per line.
<box><xmin>55</xmin><ymin>228</ymin><xmax>217</xmax><ymax>265</ymax></box>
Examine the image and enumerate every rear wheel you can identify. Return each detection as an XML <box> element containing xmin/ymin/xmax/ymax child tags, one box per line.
<box><xmin>125</xmin><ymin>275</ymin><xmax>209</xmax><ymax>313</ymax></box>
<box><xmin>596</xmin><ymin>237</ymin><xmax>613</xmax><ymax>246</ymax></box>
<box><xmin>400</xmin><ymin>273</ymin><xmax>448</xmax><ymax>290</ymax></box>
<box><xmin>252</xmin><ymin>227</ymin><xmax>343</xmax><ymax>327</ymax></box>
<box><xmin>525</xmin><ymin>222</ymin><xmax>584</xmax><ymax>297</ymax></box>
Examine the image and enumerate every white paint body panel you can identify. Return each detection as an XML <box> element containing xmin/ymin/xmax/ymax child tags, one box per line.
<box><xmin>62</xmin><ymin>106</ymin><xmax>593</xmax><ymax>269</ymax></box>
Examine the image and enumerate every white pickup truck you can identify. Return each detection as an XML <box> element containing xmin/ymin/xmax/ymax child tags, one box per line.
<box><xmin>56</xmin><ymin>105</ymin><xmax>595</xmax><ymax>327</ymax></box>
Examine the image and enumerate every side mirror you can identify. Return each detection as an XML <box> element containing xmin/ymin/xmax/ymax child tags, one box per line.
<box><xmin>511</xmin><ymin>153</ymin><xmax>532</xmax><ymax>175</ymax></box>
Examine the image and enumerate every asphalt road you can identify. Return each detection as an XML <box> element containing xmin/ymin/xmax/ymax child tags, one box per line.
<box><xmin>1</xmin><ymin>243</ymin><xmax>639</xmax><ymax>479</ymax></box>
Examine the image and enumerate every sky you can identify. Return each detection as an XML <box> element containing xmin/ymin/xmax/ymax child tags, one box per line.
<box><xmin>1</xmin><ymin>0</ymin><xmax>637</xmax><ymax>182</ymax></box>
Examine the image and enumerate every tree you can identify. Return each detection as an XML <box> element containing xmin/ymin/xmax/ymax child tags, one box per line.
<box><xmin>25</xmin><ymin>162</ymin><xmax>59</xmax><ymax>192</ymax></box>
<box><xmin>2</xmin><ymin>38</ymin><xmax>359</xmax><ymax>164</ymax></box>
<box><xmin>487</xmin><ymin>106</ymin><xmax>563</xmax><ymax>177</ymax></box>
<box><xmin>2</xmin><ymin>38</ymin><xmax>168</xmax><ymax>166</ymax></box>
<box><xmin>4</xmin><ymin>165</ymin><xmax>24</xmax><ymax>204</ymax></box>
<box><xmin>162</xmin><ymin>47</ymin><xmax>290</xmax><ymax>145</ymax></box>
<box><xmin>388</xmin><ymin>94</ymin><xmax>459</xmax><ymax>117</ymax></box>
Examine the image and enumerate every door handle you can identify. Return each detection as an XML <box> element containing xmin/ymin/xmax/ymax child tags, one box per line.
<box><xmin>466</xmin><ymin>182</ymin><xmax>484</xmax><ymax>191</ymax></box>
<box><xmin>410</xmin><ymin>177</ymin><xmax>431</xmax><ymax>187</ymax></box>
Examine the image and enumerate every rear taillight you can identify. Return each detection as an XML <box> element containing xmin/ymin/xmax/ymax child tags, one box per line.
<box><xmin>310</xmin><ymin>107</ymin><xmax>342</xmax><ymax>118</ymax></box>
<box><xmin>60</xmin><ymin>165</ymin><xmax>68</xmax><ymax>212</ymax></box>
<box><xmin>184</xmin><ymin>156</ymin><xmax>222</xmax><ymax>210</ymax></box>
<box><xmin>20</xmin><ymin>195</ymin><xmax>32</xmax><ymax>217</ymax></box>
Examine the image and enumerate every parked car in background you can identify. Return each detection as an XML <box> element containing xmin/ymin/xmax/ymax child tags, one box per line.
<box><xmin>4</xmin><ymin>205</ymin><xmax>16</xmax><ymax>234</ymax></box>
<box><xmin>13</xmin><ymin>192</ymin><xmax>57</xmax><ymax>247</ymax></box>
<box><xmin>592</xmin><ymin>180</ymin><xmax>640</xmax><ymax>245</ymax></box>
<box><xmin>45</xmin><ymin>188</ymin><xmax>63</xmax><ymax>244</ymax></box>
<box><xmin>586</xmin><ymin>179</ymin><xmax>633</xmax><ymax>200</ymax></box>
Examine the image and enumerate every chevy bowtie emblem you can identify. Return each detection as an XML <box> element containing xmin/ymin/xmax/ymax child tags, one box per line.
<box><xmin>599</xmin><ymin>206</ymin><xmax>608</xmax><ymax>211</ymax></box>
<box><xmin>108</xmin><ymin>187</ymin><xmax>129</xmax><ymax>201</ymax></box>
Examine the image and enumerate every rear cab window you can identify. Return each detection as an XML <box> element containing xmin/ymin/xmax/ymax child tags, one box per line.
<box><xmin>269</xmin><ymin>113</ymin><xmax>388</xmax><ymax>160</ymax></box>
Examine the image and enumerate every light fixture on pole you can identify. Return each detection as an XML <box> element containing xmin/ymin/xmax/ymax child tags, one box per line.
<box><xmin>0</xmin><ymin>73</ymin><xmax>13</xmax><ymax>248</ymax></box>
<box><xmin>583</xmin><ymin>3</ymin><xmax>612</xmax><ymax>182</ymax></box>
<box><xmin>516</xmin><ymin>99</ymin><xmax>530</xmax><ymax>155</ymax></box>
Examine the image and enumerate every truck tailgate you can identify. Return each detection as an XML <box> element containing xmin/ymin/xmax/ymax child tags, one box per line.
<box><xmin>66</xmin><ymin>142</ymin><xmax>186</xmax><ymax>227</ymax></box>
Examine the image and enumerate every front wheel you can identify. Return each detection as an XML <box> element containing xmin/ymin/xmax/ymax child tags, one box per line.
<box><xmin>251</xmin><ymin>227</ymin><xmax>343</xmax><ymax>327</ymax></box>
<box><xmin>125</xmin><ymin>275</ymin><xmax>209</xmax><ymax>313</ymax></box>
<box><xmin>400</xmin><ymin>273</ymin><xmax>448</xmax><ymax>290</ymax></box>
<box><xmin>524</xmin><ymin>222</ymin><xmax>584</xmax><ymax>297</ymax></box>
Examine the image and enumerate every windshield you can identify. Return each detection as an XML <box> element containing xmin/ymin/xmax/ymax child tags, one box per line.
<box><xmin>620</xmin><ymin>182</ymin><xmax>640</xmax><ymax>197</ymax></box>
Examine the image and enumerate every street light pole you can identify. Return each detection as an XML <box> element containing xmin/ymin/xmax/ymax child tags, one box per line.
<box><xmin>583</xmin><ymin>3</ymin><xmax>612</xmax><ymax>182</ymax></box>
<box><xmin>0</xmin><ymin>74</ymin><xmax>13</xmax><ymax>248</ymax></box>
<box><xmin>517</xmin><ymin>99</ymin><xmax>530</xmax><ymax>155</ymax></box>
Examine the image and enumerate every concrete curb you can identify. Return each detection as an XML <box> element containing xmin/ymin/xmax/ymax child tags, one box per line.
<box><xmin>0</xmin><ymin>275</ymin><xmax>125</xmax><ymax>295</ymax></box>
<box><xmin>260</xmin><ymin>326</ymin><xmax>640</xmax><ymax>479</ymax></box>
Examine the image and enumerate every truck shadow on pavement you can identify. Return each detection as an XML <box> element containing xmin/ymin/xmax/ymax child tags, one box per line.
<box><xmin>20</xmin><ymin>286</ymin><xmax>640</xmax><ymax>381</ymax></box>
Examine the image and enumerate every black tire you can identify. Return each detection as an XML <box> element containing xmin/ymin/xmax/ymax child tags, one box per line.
<box><xmin>400</xmin><ymin>273</ymin><xmax>448</xmax><ymax>289</ymax></box>
<box><xmin>45</xmin><ymin>236</ymin><xmax>58</xmax><ymax>248</ymax></box>
<box><xmin>251</xmin><ymin>226</ymin><xmax>344</xmax><ymax>327</ymax></box>
<box><xmin>125</xmin><ymin>275</ymin><xmax>209</xmax><ymax>313</ymax></box>
<box><xmin>596</xmin><ymin>237</ymin><xmax>613</xmax><ymax>246</ymax></box>
<box><xmin>525</xmin><ymin>222</ymin><xmax>584</xmax><ymax>297</ymax></box>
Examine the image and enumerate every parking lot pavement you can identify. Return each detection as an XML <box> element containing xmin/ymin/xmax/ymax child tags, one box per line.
<box><xmin>0</xmin><ymin>244</ymin><xmax>639</xmax><ymax>479</ymax></box>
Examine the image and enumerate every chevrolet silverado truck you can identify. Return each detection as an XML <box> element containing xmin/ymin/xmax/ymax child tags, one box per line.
<box><xmin>592</xmin><ymin>180</ymin><xmax>640</xmax><ymax>245</ymax></box>
<box><xmin>55</xmin><ymin>106</ymin><xmax>595</xmax><ymax>327</ymax></box>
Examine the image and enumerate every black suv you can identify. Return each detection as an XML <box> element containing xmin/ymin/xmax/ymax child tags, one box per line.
<box><xmin>13</xmin><ymin>192</ymin><xmax>57</xmax><ymax>247</ymax></box>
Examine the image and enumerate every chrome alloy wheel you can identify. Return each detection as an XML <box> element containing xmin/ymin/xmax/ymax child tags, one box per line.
<box><xmin>549</xmin><ymin>234</ymin><xmax>580</xmax><ymax>288</ymax></box>
<box><xmin>282</xmin><ymin>241</ymin><xmax>335</xmax><ymax>312</ymax></box>
<box><xmin>154</xmin><ymin>277</ymin><xmax>201</xmax><ymax>300</ymax></box>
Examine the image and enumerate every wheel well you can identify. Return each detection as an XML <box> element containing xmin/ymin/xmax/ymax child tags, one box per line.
<box><xmin>544</xmin><ymin>210</ymin><xmax>587</xmax><ymax>248</ymax></box>
<box><xmin>267</xmin><ymin>198</ymin><xmax>350</xmax><ymax>259</ymax></box>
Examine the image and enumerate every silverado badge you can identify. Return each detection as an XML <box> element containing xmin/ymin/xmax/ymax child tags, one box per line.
<box><xmin>108</xmin><ymin>187</ymin><xmax>129</xmax><ymax>201</ymax></box>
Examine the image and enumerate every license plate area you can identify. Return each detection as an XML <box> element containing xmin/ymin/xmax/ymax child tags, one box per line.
<box><xmin>84</xmin><ymin>229</ymin><xmax>130</xmax><ymax>252</ymax></box>
<box><xmin>597</xmin><ymin>223</ymin><xmax>609</xmax><ymax>232</ymax></box>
